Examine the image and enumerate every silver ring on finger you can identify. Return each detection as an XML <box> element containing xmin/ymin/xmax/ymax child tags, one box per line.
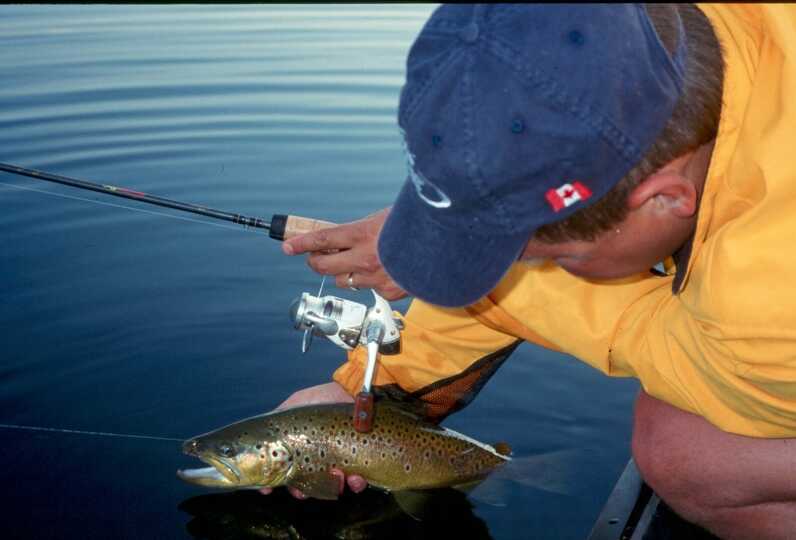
<box><xmin>347</xmin><ymin>272</ymin><xmax>360</xmax><ymax>291</ymax></box>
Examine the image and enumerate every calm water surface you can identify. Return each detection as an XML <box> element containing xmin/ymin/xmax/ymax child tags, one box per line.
<box><xmin>0</xmin><ymin>5</ymin><xmax>639</xmax><ymax>539</ymax></box>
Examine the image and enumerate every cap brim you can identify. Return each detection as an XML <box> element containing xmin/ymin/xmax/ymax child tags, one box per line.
<box><xmin>378</xmin><ymin>181</ymin><xmax>529</xmax><ymax>308</ymax></box>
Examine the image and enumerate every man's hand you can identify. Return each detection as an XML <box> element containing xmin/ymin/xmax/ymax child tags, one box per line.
<box><xmin>281</xmin><ymin>208</ymin><xmax>408</xmax><ymax>301</ymax></box>
<box><xmin>274</xmin><ymin>381</ymin><xmax>355</xmax><ymax>410</ymax></box>
<box><xmin>258</xmin><ymin>382</ymin><xmax>369</xmax><ymax>499</ymax></box>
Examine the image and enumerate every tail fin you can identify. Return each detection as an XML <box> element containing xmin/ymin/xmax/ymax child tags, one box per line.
<box><xmin>468</xmin><ymin>448</ymin><xmax>586</xmax><ymax>506</ymax></box>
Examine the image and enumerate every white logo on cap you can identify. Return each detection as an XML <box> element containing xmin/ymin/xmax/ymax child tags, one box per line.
<box><xmin>400</xmin><ymin>129</ymin><xmax>451</xmax><ymax>209</ymax></box>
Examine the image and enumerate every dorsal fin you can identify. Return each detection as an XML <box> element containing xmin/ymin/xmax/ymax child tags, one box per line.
<box><xmin>494</xmin><ymin>442</ymin><xmax>512</xmax><ymax>457</ymax></box>
<box><xmin>372</xmin><ymin>388</ymin><xmax>434</xmax><ymax>421</ymax></box>
<box><xmin>375</xmin><ymin>400</ymin><xmax>442</xmax><ymax>431</ymax></box>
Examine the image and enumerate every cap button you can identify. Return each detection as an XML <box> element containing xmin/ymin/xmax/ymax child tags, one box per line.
<box><xmin>459</xmin><ymin>23</ymin><xmax>479</xmax><ymax>44</ymax></box>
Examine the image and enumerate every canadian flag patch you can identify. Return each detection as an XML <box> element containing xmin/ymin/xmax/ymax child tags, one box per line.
<box><xmin>545</xmin><ymin>181</ymin><xmax>592</xmax><ymax>212</ymax></box>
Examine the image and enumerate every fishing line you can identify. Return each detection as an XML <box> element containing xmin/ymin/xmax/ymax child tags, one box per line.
<box><xmin>0</xmin><ymin>180</ymin><xmax>244</xmax><ymax>232</ymax></box>
<box><xmin>0</xmin><ymin>423</ymin><xmax>183</xmax><ymax>442</ymax></box>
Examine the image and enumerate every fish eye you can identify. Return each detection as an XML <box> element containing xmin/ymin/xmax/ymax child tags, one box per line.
<box><xmin>218</xmin><ymin>444</ymin><xmax>234</xmax><ymax>457</ymax></box>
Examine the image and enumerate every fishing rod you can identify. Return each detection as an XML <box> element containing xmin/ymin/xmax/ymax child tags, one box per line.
<box><xmin>0</xmin><ymin>162</ymin><xmax>334</xmax><ymax>241</ymax></box>
<box><xmin>1</xmin><ymin>162</ymin><xmax>401</xmax><ymax>433</ymax></box>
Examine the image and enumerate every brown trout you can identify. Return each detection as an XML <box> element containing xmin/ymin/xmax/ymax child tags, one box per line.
<box><xmin>177</xmin><ymin>402</ymin><xmax>510</xmax><ymax>500</ymax></box>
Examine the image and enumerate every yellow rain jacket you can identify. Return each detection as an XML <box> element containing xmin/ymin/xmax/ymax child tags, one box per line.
<box><xmin>334</xmin><ymin>4</ymin><xmax>796</xmax><ymax>438</ymax></box>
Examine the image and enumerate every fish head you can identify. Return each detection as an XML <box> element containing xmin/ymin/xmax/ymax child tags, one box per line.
<box><xmin>177</xmin><ymin>421</ymin><xmax>294</xmax><ymax>489</ymax></box>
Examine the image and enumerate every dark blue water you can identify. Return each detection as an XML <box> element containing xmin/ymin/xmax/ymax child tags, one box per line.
<box><xmin>0</xmin><ymin>5</ymin><xmax>639</xmax><ymax>539</ymax></box>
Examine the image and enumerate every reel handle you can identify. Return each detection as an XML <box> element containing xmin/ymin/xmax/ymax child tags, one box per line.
<box><xmin>353</xmin><ymin>333</ymin><xmax>382</xmax><ymax>433</ymax></box>
<box><xmin>353</xmin><ymin>391</ymin><xmax>375</xmax><ymax>433</ymax></box>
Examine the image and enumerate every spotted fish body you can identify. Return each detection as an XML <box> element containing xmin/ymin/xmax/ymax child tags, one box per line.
<box><xmin>178</xmin><ymin>402</ymin><xmax>510</xmax><ymax>499</ymax></box>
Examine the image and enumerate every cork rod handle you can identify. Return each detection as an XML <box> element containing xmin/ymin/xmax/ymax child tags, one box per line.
<box><xmin>268</xmin><ymin>214</ymin><xmax>336</xmax><ymax>241</ymax></box>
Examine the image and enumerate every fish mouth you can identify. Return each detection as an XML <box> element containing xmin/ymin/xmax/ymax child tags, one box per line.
<box><xmin>177</xmin><ymin>448</ymin><xmax>241</xmax><ymax>487</ymax></box>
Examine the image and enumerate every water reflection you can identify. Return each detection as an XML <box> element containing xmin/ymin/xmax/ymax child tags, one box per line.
<box><xmin>180</xmin><ymin>488</ymin><xmax>492</xmax><ymax>540</ymax></box>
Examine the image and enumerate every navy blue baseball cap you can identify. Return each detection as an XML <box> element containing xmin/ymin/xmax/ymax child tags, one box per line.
<box><xmin>378</xmin><ymin>4</ymin><xmax>686</xmax><ymax>307</ymax></box>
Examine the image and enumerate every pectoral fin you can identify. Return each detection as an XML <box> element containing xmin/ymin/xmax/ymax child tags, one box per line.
<box><xmin>286</xmin><ymin>472</ymin><xmax>341</xmax><ymax>500</ymax></box>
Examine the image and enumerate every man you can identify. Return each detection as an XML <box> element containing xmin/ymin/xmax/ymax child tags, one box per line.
<box><xmin>274</xmin><ymin>4</ymin><xmax>796</xmax><ymax>539</ymax></box>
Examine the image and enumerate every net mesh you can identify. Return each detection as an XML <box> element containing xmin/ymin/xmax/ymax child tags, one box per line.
<box><xmin>374</xmin><ymin>340</ymin><xmax>522</xmax><ymax>423</ymax></box>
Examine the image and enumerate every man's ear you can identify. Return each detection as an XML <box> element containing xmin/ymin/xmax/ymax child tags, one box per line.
<box><xmin>627</xmin><ymin>171</ymin><xmax>698</xmax><ymax>218</ymax></box>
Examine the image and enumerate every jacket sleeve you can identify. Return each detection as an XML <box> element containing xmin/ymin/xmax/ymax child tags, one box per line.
<box><xmin>333</xmin><ymin>297</ymin><xmax>522</xmax><ymax>422</ymax></box>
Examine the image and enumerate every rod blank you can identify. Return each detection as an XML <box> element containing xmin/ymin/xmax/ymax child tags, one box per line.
<box><xmin>0</xmin><ymin>162</ymin><xmax>271</xmax><ymax>231</ymax></box>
